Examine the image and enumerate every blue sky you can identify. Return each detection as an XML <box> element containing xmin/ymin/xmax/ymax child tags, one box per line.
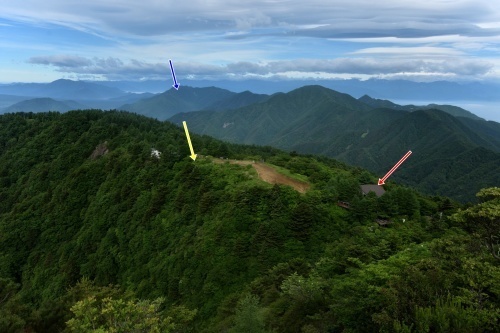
<box><xmin>1</xmin><ymin>0</ymin><xmax>499</xmax><ymax>83</ymax></box>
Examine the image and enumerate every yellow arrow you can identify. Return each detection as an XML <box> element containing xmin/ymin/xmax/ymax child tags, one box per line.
<box><xmin>182</xmin><ymin>121</ymin><xmax>197</xmax><ymax>161</ymax></box>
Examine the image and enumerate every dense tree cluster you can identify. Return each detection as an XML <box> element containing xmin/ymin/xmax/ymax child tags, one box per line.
<box><xmin>0</xmin><ymin>111</ymin><xmax>498</xmax><ymax>332</ymax></box>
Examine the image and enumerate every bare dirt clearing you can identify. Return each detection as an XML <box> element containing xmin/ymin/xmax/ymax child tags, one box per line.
<box><xmin>212</xmin><ymin>158</ymin><xmax>310</xmax><ymax>193</ymax></box>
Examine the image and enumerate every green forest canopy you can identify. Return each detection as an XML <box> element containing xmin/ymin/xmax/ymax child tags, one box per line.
<box><xmin>0</xmin><ymin>110</ymin><xmax>498</xmax><ymax>332</ymax></box>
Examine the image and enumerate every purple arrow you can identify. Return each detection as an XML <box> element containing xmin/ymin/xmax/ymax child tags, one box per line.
<box><xmin>169</xmin><ymin>59</ymin><xmax>180</xmax><ymax>90</ymax></box>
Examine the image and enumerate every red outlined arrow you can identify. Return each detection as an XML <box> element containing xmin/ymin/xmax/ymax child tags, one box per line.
<box><xmin>378</xmin><ymin>150</ymin><xmax>412</xmax><ymax>185</ymax></box>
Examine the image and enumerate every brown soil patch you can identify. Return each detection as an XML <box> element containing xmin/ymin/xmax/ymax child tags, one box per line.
<box><xmin>253</xmin><ymin>163</ymin><xmax>310</xmax><ymax>193</ymax></box>
<box><xmin>212</xmin><ymin>158</ymin><xmax>310</xmax><ymax>193</ymax></box>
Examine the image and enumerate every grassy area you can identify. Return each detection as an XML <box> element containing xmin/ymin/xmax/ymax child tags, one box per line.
<box><xmin>265</xmin><ymin>163</ymin><xmax>309</xmax><ymax>183</ymax></box>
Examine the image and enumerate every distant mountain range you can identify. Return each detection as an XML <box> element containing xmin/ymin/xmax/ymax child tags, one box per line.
<box><xmin>1</xmin><ymin>79</ymin><xmax>499</xmax><ymax>200</ymax></box>
<box><xmin>1</xmin><ymin>78</ymin><xmax>499</xmax><ymax>118</ymax></box>
<box><xmin>3</xmin><ymin>98</ymin><xmax>88</xmax><ymax>113</ymax></box>
<box><xmin>0</xmin><ymin>94</ymin><xmax>32</xmax><ymax>110</ymax></box>
<box><xmin>85</xmin><ymin>78</ymin><xmax>500</xmax><ymax>101</ymax></box>
<box><xmin>0</xmin><ymin>79</ymin><xmax>124</xmax><ymax>100</ymax></box>
<box><xmin>0</xmin><ymin>79</ymin><xmax>156</xmax><ymax>113</ymax></box>
<box><xmin>170</xmin><ymin>85</ymin><xmax>500</xmax><ymax>201</ymax></box>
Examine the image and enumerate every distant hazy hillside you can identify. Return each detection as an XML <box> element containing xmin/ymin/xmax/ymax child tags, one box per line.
<box><xmin>87</xmin><ymin>79</ymin><xmax>169</xmax><ymax>93</ymax></box>
<box><xmin>359</xmin><ymin>95</ymin><xmax>483</xmax><ymax>120</ymax></box>
<box><xmin>172</xmin><ymin>85</ymin><xmax>500</xmax><ymax>201</ymax></box>
<box><xmin>0</xmin><ymin>94</ymin><xmax>32</xmax><ymax>109</ymax></box>
<box><xmin>0</xmin><ymin>80</ymin><xmax>165</xmax><ymax>112</ymax></box>
<box><xmin>2</xmin><ymin>97</ymin><xmax>88</xmax><ymax>113</ymax></box>
<box><xmin>0</xmin><ymin>79</ymin><xmax>126</xmax><ymax>100</ymax></box>
<box><xmin>120</xmin><ymin>86</ymin><xmax>269</xmax><ymax>120</ymax></box>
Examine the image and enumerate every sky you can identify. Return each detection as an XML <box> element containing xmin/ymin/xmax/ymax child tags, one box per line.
<box><xmin>1</xmin><ymin>0</ymin><xmax>500</xmax><ymax>84</ymax></box>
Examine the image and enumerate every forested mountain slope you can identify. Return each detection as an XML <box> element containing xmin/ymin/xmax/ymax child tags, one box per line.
<box><xmin>358</xmin><ymin>95</ymin><xmax>483</xmax><ymax>120</ymax></box>
<box><xmin>458</xmin><ymin>117</ymin><xmax>500</xmax><ymax>149</ymax></box>
<box><xmin>120</xmin><ymin>86</ymin><xmax>269</xmax><ymax>120</ymax></box>
<box><xmin>172</xmin><ymin>86</ymin><xmax>500</xmax><ymax>202</ymax></box>
<box><xmin>337</xmin><ymin>109</ymin><xmax>500</xmax><ymax>201</ymax></box>
<box><xmin>1</xmin><ymin>111</ymin><xmax>499</xmax><ymax>332</ymax></box>
<box><xmin>171</xmin><ymin>85</ymin><xmax>375</xmax><ymax>145</ymax></box>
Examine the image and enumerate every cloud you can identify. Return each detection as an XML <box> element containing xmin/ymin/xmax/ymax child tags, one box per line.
<box><xmin>29</xmin><ymin>55</ymin><xmax>93</xmax><ymax>67</ymax></box>
<box><xmin>351</xmin><ymin>46</ymin><xmax>464</xmax><ymax>56</ymax></box>
<box><xmin>27</xmin><ymin>54</ymin><xmax>494</xmax><ymax>81</ymax></box>
<box><xmin>30</xmin><ymin>56</ymin><xmax>171</xmax><ymax>79</ymax></box>
<box><xmin>234</xmin><ymin>12</ymin><xmax>272</xmax><ymax>30</ymax></box>
<box><xmin>285</xmin><ymin>19</ymin><xmax>500</xmax><ymax>40</ymax></box>
<box><xmin>5</xmin><ymin>1</ymin><xmax>500</xmax><ymax>82</ymax></box>
<box><xmin>2</xmin><ymin>0</ymin><xmax>500</xmax><ymax>38</ymax></box>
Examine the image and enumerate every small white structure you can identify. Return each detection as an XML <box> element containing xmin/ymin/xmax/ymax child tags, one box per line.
<box><xmin>151</xmin><ymin>148</ymin><xmax>161</xmax><ymax>159</ymax></box>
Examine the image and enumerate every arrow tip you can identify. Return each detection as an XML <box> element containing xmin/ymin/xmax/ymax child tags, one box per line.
<box><xmin>378</xmin><ymin>179</ymin><xmax>385</xmax><ymax>186</ymax></box>
<box><xmin>173</xmin><ymin>83</ymin><xmax>180</xmax><ymax>90</ymax></box>
<box><xmin>190</xmin><ymin>154</ymin><xmax>197</xmax><ymax>161</ymax></box>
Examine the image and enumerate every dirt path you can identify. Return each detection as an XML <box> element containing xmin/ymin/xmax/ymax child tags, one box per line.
<box><xmin>253</xmin><ymin>163</ymin><xmax>310</xmax><ymax>193</ymax></box>
<box><xmin>213</xmin><ymin>158</ymin><xmax>310</xmax><ymax>193</ymax></box>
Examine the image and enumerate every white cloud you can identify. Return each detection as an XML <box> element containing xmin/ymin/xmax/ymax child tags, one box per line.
<box><xmin>477</xmin><ymin>22</ymin><xmax>500</xmax><ymax>29</ymax></box>
<box><xmin>351</xmin><ymin>47</ymin><xmax>464</xmax><ymax>56</ymax></box>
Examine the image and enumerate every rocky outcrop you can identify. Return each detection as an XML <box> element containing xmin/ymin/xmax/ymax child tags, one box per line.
<box><xmin>90</xmin><ymin>141</ymin><xmax>109</xmax><ymax>160</ymax></box>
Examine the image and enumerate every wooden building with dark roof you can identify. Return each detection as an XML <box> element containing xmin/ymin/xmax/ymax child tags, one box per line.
<box><xmin>360</xmin><ymin>184</ymin><xmax>386</xmax><ymax>197</ymax></box>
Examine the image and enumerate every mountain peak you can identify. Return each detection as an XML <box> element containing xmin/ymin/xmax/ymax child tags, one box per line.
<box><xmin>284</xmin><ymin>85</ymin><xmax>367</xmax><ymax>107</ymax></box>
<box><xmin>164</xmin><ymin>85</ymin><xmax>233</xmax><ymax>94</ymax></box>
<box><xmin>49</xmin><ymin>79</ymin><xmax>85</xmax><ymax>87</ymax></box>
<box><xmin>424</xmin><ymin>103</ymin><xmax>483</xmax><ymax>120</ymax></box>
<box><xmin>289</xmin><ymin>84</ymin><xmax>336</xmax><ymax>94</ymax></box>
<box><xmin>121</xmin><ymin>86</ymin><xmax>238</xmax><ymax>120</ymax></box>
<box><xmin>51</xmin><ymin>79</ymin><xmax>74</xmax><ymax>83</ymax></box>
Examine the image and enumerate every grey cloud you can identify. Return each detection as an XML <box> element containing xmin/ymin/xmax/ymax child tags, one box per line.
<box><xmin>27</xmin><ymin>55</ymin><xmax>494</xmax><ymax>80</ymax></box>
<box><xmin>28</xmin><ymin>56</ymin><xmax>167</xmax><ymax>79</ymax></box>
<box><xmin>287</xmin><ymin>20</ymin><xmax>500</xmax><ymax>40</ymax></box>
<box><xmin>269</xmin><ymin>58</ymin><xmax>493</xmax><ymax>76</ymax></box>
<box><xmin>94</xmin><ymin>57</ymin><xmax>123</xmax><ymax>68</ymax></box>
<box><xmin>5</xmin><ymin>0</ymin><xmax>500</xmax><ymax>39</ymax></box>
<box><xmin>29</xmin><ymin>55</ymin><xmax>92</xmax><ymax>68</ymax></box>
